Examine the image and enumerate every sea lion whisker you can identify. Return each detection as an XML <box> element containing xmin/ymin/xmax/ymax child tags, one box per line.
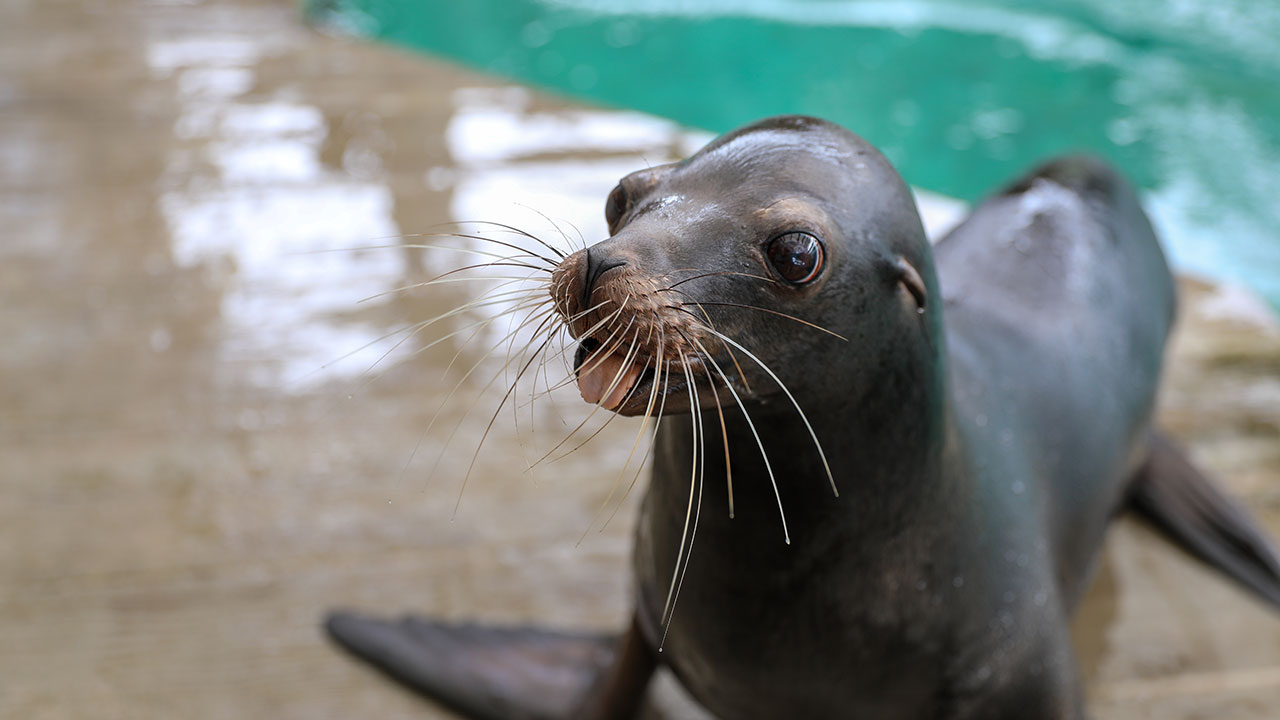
<box><xmin>661</xmin><ymin>357</ymin><xmax>700</xmax><ymax>629</ymax></box>
<box><xmin>601</xmin><ymin>355</ymin><xmax>671</xmax><ymax>532</ymax></box>
<box><xmin>523</xmin><ymin>317</ymin><xmax>639</xmax><ymax>470</ymax></box>
<box><xmin>291</xmin><ymin>241</ymin><xmax>552</xmax><ymax>270</ymax></box>
<box><xmin>504</xmin><ymin>305</ymin><xmax>573</xmax><ymax>444</ymax></box>
<box><xmin>535</xmin><ymin>332</ymin><xmax>570</xmax><ymax>427</ymax></box>
<box><xmin>555</xmin><ymin>327</ymin><xmax>578</xmax><ymax>388</ymax></box>
<box><xmin>330</xmin><ymin>221</ymin><xmax>562</xmax><ymax>265</ymax></box>
<box><xmin>357</xmin><ymin>265</ymin><xmax>550</xmax><ymax>306</ymax></box>
<box><xmin>355</xmin><ymin>297</ymin><xmax>552</xmax><ymax>395</ymax></box>
<box><xmin>535</xmin><ymin>326</ymin><xmax>583</xmax><ymax>423</ymax></box>
<box><xmin>530</xmin><ymin>323</ymin><xmax>650</xmax><ymax>469</ymax></box>
<box><xmin>701</xmin><ymin>357</ymin><xmax>735</xmax><ymax>519</ymax></box>
<box><xmin>515</xmin><ymin>208</ymin><xmax>588</xmax><ymax>254</ymax></box>
<box><xmin>666</xmin><ymin>302</ymin><xmax>753</xmax><ymax>393</ymax></box>
<box><xmin>558</xmin><ymin>216</ymin><xmax>589</xmax><ymax>253</ymax></box>
<box><xmin>430</xmin><ymin>260</ymin><xmax>553</xmax><ymax>282</ymax></box>
<box><xmin>577</xmin><ymin>295</ymin><xmax>631</xmax><ymax>335</ymax></box>
<box><xmin>500</xmin><ymin>293</ymin><xmax>545</xmax><ymax>401</ymax></box>
<box><xmin>502</xmin><ymin>302</ymin><xmax>549</xmax><ymax>444</ymax></box>
<box><xmin>510</xmin><ymin>204</ymin><xmax>579</xmax><ymax>260</ymax></box>
<box><xmin>535</xmin><ymin>304</ymin><xmax>633</xmax><ymax>400</ymax></box>
<box><xmin>453</xmin><ymin>321</ymin><xmax>567</xmax><ymax>518</ymax></box>
<box><xmin>522</xmin><ymin>322</ymin><xmax>632</xmax><ymax>399</ymax></box>
<box><xmin>559</xmin><ymin>298</ymin><xmax>615</xmax><ymax>328</ymax></box>
<box><xmin>646</xmin><ymin>267</ymin><xmax>703</xmax><ymax>283</ymax></box>
<box><xmin>678</xmin><ymin>302</ymin><xmax>849</xmax><ymax>341</ymax></box>
<box><xmin>413</xmin><ymin>307</ymin><xmax>559</xmax><ymax>483</ymax></box>
<box><xmin>699</xmin><ymin>328</ymin><xmax>838</xmax><ymax>498</ymax></box>
<box><xmin>387</xmin><ymin>227</ymin><xmax>565</xmax><ymax>267</ymax></box>
<box><xmin>357</xmin><ymin>283</ymin><xmax>546</xmax><ymax>358</ymax></box>
<box><xmin>451</xmin><ymin>305</ymin><xmax>560</xmax><ymax>409</ymax></box>
<box><xmin>371</xmin><ymin>288</ymin><xmax>549</xmax><ymax>371</ymax></box>
<box><xmin>356</xmin><ymin>274</ymin><xmax>550</xmax><ymax>305</ymax></box>
<box><xmin>399</xmin><ymin>304</ymin><xmax>551</xmax><ymax>390</ymax></box>
<box><xmin>437</xmin><ymin>299</ymin><xmax>558</xmax><ymax>422</ymax></box>
<box><xmin>521</xmin><ymin>310</ymin><xmax>646</xmax><ymax>403</ymax></box>
<box><xmin>454</xmin><ymin>218</ymin><xmax>569</xmax><ymax>260</ymax></box>
<box><xmin>567</xmin><ymin>303</ymin><xmax>634</xmax><ymax>381</ymax></box>
<box><xmin>576</xmin><ymin>332</ymin><xmax>665</xmax><ymax>545</ymax></box>
<box><xmin>686</xmin><ymin>334</ymin><xmax>789</xmax><ymax>544</ymax></box>
<box><xmin>529</xmin><ymin>309</ymin><xmax>654</xmax><ymax>403</ymax></box>
<box><xmin>397</xmin><ymin>314</ymin><xmax>531</xmax><ymax>482</ymax></box>
<box><xmin>409</xmin><ymin>226</ymin><xmax>562</xmax><ymax>267</ymax></box>
<box><xmin>397</xmin><ymin>291</ymin><xmax>554</xmax><ymax>361</ymax></box>
<box><xmin>524</xmin><ymin>371</ymin><xmax>583</xmax><ymax>398</ymax></box>
<box><xmin>512</xmin><ymin>323</ymin><xmax>574</xmax><ymax>483</ymax></box>
<box><xmin>403</xmin><ymin>229</ymin><xmax>562</xmax><ymax>270</ymax></box>
<box><xmin>659</xmin><ymin>270</ymin><xmax>778</xmax><ymax>292</ymax></box>
<box><xmin>539</xmin><ymin>300</ymin><xmax>627</xmax><ymax>393</ymax></box>
<box><xmin>659</xmin><ymin>356</ymin><xmax>706</xmax><ymax>644</ymax></box>
<box><xmin>299</xmin><ymin>286</ymin><xmax>546</xmax><ymax>388</ymax></box>
<box><xmin>523</xmin><ymin>328</ymin><xmax>558</xmax><ymax>450</ymax></box>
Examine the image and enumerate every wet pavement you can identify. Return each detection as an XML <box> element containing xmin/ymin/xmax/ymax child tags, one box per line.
<box><xmin>1</xmin><ymin>1</ymin><xmax>1278</xmax><ymax>718</ymax></box>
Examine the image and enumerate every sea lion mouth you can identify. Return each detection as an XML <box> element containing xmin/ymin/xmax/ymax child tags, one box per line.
<box><xmin>572</xmin><ymin>335</ymin><xmax>707</xmax><ymax>415</ymax></box>
<box><xmin>572</xmin><ymin>338</ymin><xmax>660</xmax><ymax>413</ymax></box>
<box><xmin>574</xmin><ymin>338</ymin><xmax>643</xmax><ymax>410</ymax></box>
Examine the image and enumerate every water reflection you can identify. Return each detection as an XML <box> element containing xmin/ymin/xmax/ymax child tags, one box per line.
<box><xmin>150</xmin><ymin>36</ymin><xmax>403</xmax><ymax>389</ymax></box>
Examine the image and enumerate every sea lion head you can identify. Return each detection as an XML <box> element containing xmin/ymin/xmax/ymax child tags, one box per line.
<box><xmin>550</xmin><ymin>115</ymin><xmax>941</xmax><ymax>418</ymax></box>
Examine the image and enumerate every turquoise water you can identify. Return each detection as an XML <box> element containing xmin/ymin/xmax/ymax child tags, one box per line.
<box><xmin>307</xmin><ymin>0</ymin><xmax>1280</xmax><ymax>309</ymax></box>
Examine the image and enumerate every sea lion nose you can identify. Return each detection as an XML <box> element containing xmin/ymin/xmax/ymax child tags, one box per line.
<box><xmin>550</xmin><ymin>243</ymin><xmax>627</xmax><ymax>337</ymax></box>
<box><xmin>583</xmin><ymin>247</ymin><xmax>627</xmax><ymax>304</ymax></box>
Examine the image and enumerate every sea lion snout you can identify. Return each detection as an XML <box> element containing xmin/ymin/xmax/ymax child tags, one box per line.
<box><xmin>550</xmin><ymin>243</ymin><xmax>650</xmax><ymax>340</ymax></box>
<box><xmin>550</xmin><ymin>240</ymin><xmax>707</xmax><ymax>414</ymax></box>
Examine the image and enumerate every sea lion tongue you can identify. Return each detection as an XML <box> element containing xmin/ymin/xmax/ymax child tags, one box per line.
<box><xmin>577</xmin><ymin>351</ymin><xmax>642</xmax><ymax>410</ymax></box>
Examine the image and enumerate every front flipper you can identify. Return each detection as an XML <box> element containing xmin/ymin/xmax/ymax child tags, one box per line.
<box><xmin>1128</xmin><ymin>430</ymin><xmax>1280</xmax><ymax>609</ymax></box>
<box><xmin>326</xmin><ymin>612</ymin><xmax>657</xmax><ymax>720</ymax></box>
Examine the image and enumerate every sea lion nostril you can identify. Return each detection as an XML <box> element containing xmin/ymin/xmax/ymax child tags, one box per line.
<box><xmin>583</xmin><ymin>248</ymin><xmax>627</xmax><ymax>306</ymax></box>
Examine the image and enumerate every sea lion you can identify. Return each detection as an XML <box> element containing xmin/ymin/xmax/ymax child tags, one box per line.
<box><xmin>326</xmin><ymin>116</ymin><xmax>1280</xmax><ymax>719</ymax></box>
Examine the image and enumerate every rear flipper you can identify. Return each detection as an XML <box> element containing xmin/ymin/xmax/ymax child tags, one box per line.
<box><xmin>1128</xmin><ymin>430</ymin><xmax>1280</xmax><ymax>609</ymax></box>
<box><xmin>325</xmin><ymin>611</ymin><xmax>655</xmax><ymax>720</ymax></box>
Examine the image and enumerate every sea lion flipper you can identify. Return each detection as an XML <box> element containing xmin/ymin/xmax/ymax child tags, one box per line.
<box><xmin>324</xmin><ymin>611</ymin><xmax>626</xmax><ymax>720</ymax></box>
<box><xmin>1128</xmin><ymin>430</ymin><xmax>1280</xmax><ymax>609</ymax></box>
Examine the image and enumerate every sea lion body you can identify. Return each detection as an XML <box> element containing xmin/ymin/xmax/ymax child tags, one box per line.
<box><xmin>630</xmin><ymin>139</ymin><xmax>1171</xmax><ymax>718</ymax></box>
<box><xmin>326</xmin><ymin>117</ymin><xmax>1280</xmax><ymax>720</ymax></box>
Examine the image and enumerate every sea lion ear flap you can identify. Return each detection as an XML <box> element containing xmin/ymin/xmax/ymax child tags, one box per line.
<box><xmin>895</xmin><ymin>256</ymin><xmax>928</xmax><ymax>315</ymax></box>
<box><xmin>607</xmin><ymin>163</ymin><xmax>677</xmax><ymax>234</ymax></box>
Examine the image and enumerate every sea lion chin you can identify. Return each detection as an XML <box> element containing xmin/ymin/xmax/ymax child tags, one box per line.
<box><xmin>326</xmin><ymin>115</ymin><xmax>1280</xmax><ymax>720</ymax></box>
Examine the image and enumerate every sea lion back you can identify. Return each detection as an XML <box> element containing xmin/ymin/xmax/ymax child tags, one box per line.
<box><xmin>932</xmin><ymin>157</ymin><xmax>1176</xmax><ymax>603</ymax></box>
<box><xmin>936</xmin><ymin>156</ymin><xmax>1175</xmax><ymax>358</ymax></box>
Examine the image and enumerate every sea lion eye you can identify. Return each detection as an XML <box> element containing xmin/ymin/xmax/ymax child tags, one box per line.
<box><xmin>766</xmin><ymin>231</ymin><xmax>825</xmax><ymax>284</ymax></box>
<box><xmin>605</xmin><ymin>184</ymin><xmax>628</xmax><ymax>233</ymax></box>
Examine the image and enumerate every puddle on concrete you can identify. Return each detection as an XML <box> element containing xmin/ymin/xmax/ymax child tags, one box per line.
<box><xmin>1</xmin><ymin>1</ymin><xmax>1278</xmax><ymax>718</ymax></box>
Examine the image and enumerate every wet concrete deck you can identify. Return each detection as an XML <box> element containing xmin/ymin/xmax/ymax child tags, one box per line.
<box><xmin>2</xmin><ymin>1</ymin><xmax>1279</xmax><ymax>718</ymax></box>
